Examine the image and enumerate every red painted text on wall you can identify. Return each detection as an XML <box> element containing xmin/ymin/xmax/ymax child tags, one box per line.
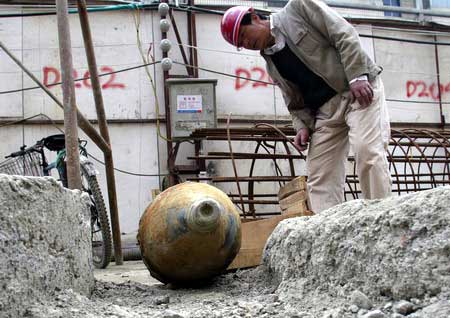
<box><xmin>406</xmin><ymin>80</ymin><xmax>450</xmax><ymax>101</ymax></box>
<box><xmin>235</xmin><ymin>67</ymin><xmax>273</xmax><ymax>90</ymax></box>
<box><xmin>43</xmin><ymin>66</ymin><xmax>126</xmax><ymax>89</ymax></box>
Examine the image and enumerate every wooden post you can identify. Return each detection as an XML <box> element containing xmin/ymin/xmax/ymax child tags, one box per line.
<box><xmin>77</xmin><ymin>0</ymin><xmax>123</xmax><ymax>265</ymax></box>
<box><xmin>56</xmin><ymin>0</ymin><xmax>82</xmax><ymax>190</ymax></box>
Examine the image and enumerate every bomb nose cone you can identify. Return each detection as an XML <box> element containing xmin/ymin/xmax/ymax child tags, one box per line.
<box><xmin>187</xmin><ymin>198</ymin><xmax>222</xmax><ymax>233</ymax></box>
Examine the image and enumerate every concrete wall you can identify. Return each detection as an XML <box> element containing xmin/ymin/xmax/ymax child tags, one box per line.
<box><xmin>0</xmin><ymin>6</ymin><xmax>448</xmax><ymax>232</ymax></box>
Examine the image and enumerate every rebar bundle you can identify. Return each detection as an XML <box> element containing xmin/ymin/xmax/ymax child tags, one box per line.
<box><xmin>186</xmin><ymin>127</ymin><xmax>450</xmax><ymax>217</ymax></box>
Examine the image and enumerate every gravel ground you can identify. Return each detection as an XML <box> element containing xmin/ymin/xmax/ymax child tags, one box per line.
<box><xmin>3</xmin><ymin>181</ymin><xmax>450</xmax><ymax>318</ymax></box>
<box><xmin>22</xmin><ymin>267</ymin><xmax>450</xmax><ymax>318</ymax></box>
<box><xmin>24</xmin><ymin>267</ymin><xmax>287</xmax><ymax>318</ymax></box>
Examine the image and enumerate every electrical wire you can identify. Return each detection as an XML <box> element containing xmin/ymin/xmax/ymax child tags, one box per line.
<box><xmin>179</xmin><ymin>42</ymin><xmax>263</xmax><ymax>57</ymax></box>
<box><xmin>360</xmin><ymin>24</ymin><xmax>450</xmax><ymax>37</ymax></box>
<box><xmin>3</xmin><ymin>2</ymin><xmax>450</xmax><ymax>45</ymax></box>
<box><xmin>174</xmin><ymin>4</ymin><xmax>450</xmax><ymax>46</ymax></box>
<box><xmin>0</xmin><ymin>112</ymin><xmax>169</xmax><ymax>177</ymax></box>
<box><xmin>180</xmin><ymin>42</ymin><xmax>443</xmax><ymax>77</ymax></box>
<box><xmin>387</xmin><ymin>98</ymin><xmax>450</xmax><ymax>105</ymax></box>
<box><xmin>132</xmin><ymin>5</ymin><xmax>171</xmax><ymax>142</ymax></box>
<box><xmin>1</xmin><ymin>57</ymin><xmax>446</xmax><ymax>105</ymax></box>
<box><xmin>173</xmin><ymin>61</ymin><xmax>450</xmax><ymax>105</ymax></box>
<box><xmin>4</xmin><ymin>38</ymin><xmax>438</xmax><ymax>94</ymax></box>
<box><xmin>0</xmin><ymin>60</ymin><xmax>161</xmax><ymax>95</ymax></box>
<box><xmin>88</xmin><ymin>154</ymin><xmax>169</xmax><ymax>177</ymax></box>
<box><xmin>359</xmin><ymin>33</ymin><xmax>450</xmax><ymax>45</ymax></box>
<box><xmin>0</xmin><ymin>113</ymin><xmax>64</xmax><ymax>131</ymax></box>
<box><xmin>172</xmin><ymin>60</ymin><xmax>274</xmax><ymax>86</ymax></box>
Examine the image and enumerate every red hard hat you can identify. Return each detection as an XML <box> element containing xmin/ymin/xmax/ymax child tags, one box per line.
<box><xmin>221</xmin><ymin>6</ymin><xmax>254</xmax><ymax>47</ymax></box>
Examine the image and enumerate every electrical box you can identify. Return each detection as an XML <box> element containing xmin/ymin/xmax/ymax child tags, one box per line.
<box><xmin>166</xmin><ymin>78</ymin><xmax>218</xmax><ymax>139</ymax></box>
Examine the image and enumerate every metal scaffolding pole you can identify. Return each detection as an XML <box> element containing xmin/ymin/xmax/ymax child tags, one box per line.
<box><xmin>77</xmin><ymin>0</ymin><xmax>123</xmax><ymax>265</ymax></box>
<box><xmin>161</xmin><ymin>0</ymin><xmax>176</xmax><ymax>186</ymax></box>
<box><xmin>56</xmin><ymin>0</ymin><xmax>82</xmax><ymax>190</ymax></box>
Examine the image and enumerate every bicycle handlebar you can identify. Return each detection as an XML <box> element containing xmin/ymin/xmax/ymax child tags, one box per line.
<box><xmin>5</xmin><ymin>139</ymin><xmax>45</xmax><ymax>159</ymax></box>
<box><xmin>5</xmin><ymin>135</ymin><xmax>89</xmax><ymax>159</ymax></box>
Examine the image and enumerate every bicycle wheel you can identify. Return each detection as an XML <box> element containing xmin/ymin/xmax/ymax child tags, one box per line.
<box><xmin>80</xmin><ymin>169</ymin><xmax>112</xmax><ymax>269</ymax></box>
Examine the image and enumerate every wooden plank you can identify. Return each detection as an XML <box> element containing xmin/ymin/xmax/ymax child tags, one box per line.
<box><xmin>227</xmin><ymin>212</ymin><xmax>303</xmax><ymax>270</ymax></box>
<box><xmin>227</xmin><ymin>248</ymin><xmax>262</xmax><ymax>270</ymax></box>
<box><xmin>279</xmin><ymin>190</ymin><xmax>307</xmax><ymax>211</ymax></box>
<box><xmin>277</xmin><ymin>176</ymin><xmax>306</xmax><ymax>201</ymax></box>
<box><xmin>282</xmin><ymin>199</ymin><xmax>308</xmax><ymax>214</ymax></box>
<box><xmin>284</xmin><ymin>205</ymin><xmax>314</xmax><ymax>217</ymax></box>
<box><xmin>151</xmin><ymin>189</ymin><xmax>161</xmax><ymax>200</ymax></box>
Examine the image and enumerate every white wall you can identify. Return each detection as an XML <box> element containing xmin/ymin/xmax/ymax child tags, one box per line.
<box><xmin>0</xmin><ymin>6</ymin><xmax>448</xmax><ymax>231</ymax></box>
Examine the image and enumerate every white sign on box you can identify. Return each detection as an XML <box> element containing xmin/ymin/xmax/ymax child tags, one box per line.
<box><xmin>177</xmin><ymin>95</ymin><xmax>203</xmax><ymax>113</ymax></box>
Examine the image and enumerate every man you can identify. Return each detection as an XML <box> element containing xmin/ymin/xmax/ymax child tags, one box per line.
<box><xmin>221</xmin><ymin>0</ymin><xmax>391</xmax><ymax>213</ymax></box>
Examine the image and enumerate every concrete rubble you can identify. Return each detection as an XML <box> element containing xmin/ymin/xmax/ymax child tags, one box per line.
<box><xmin>1</xmin><ymin>176</ymin><xmax>449</xmax><ymax>317</ymax></box>
<box><xmin>0</xmin><ymin>175</ymin><xmax>94</xmax><ymax>318</ymax></box>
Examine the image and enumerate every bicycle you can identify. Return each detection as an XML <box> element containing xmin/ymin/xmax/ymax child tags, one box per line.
<box><xmin>0</xmin><ymin>134</ymin><xmax>112</xmax><ymax>269</ymax></box>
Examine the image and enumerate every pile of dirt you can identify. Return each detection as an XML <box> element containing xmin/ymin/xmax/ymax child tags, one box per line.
<box><xmin>5</xmin><ymin>183</ymin><xmax>450</xmax><ymax>318</ymax></box>
<box><xmin>0</xmin><ymin>175</ymin><xmax>94</xmax><ymax>318</ymax></box>
<box><xmin>263</xmin><ymin>186</ymin><xmax>450</xmax><ymax>317</ymax></box>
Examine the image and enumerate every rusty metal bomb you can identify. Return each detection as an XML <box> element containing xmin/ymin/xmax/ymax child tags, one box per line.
<box><xmin>137</xmin><ymin>182</ymin><xmax>241</xmax><ymax>285</ymax></box>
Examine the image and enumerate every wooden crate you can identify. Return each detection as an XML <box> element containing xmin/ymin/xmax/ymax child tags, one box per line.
<box><xmin>277</xmin><ymin>176</ymin><xmax>312</xmax><ymax>215</ymax></box>
<box><xmin>227</xmin><ymin>212</ymin><xmax>303</xmax><ymax>270</ymax></box>
<box><xmin>277</xmin><ymin>176</ymin><xmax>306</xmax><ymax>201</ymax></box>
<box><xmin>227</xmin><ymin>176</ymin><xmax>313</xmax><ymax>270</ymax></box>
<box><xmin>279</xmin><ymin>190</ymin><xmax>307</xmax><ymax>211</ymax></box>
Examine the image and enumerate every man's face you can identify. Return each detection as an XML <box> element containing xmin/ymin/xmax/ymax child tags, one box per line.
<box><xmin>237</xmin><ymin>14</ymin><xmax>272</xmax><ymax>50</ymax></box>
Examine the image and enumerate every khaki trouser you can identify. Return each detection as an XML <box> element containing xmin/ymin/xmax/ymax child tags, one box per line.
<box><xmin>306</xmin><ymin>77</ymin><xmax>392</xmax><ymax>213</ymax></box>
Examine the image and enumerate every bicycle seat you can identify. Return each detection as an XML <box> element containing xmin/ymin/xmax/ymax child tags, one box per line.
<box><xmin>43</xmin><ymin>134</ymin><xmax>66</xmax><ymax>151</ymax></box>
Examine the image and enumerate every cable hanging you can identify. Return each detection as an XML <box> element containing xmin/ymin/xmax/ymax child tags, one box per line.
<box><xmin>172</xmin><ymin>60</ymin><xmax>450</xmax><ymax>104</ymax></box>
<box><xmin>131</xmin><ymin>4</ymin><xmax>170</xmax><ymax>142</ymax></box>
<box><xmin>172</xmin><ymin>60</ymin><xmax>274</xmax><ymax>86</ymax></box>
<box><xmin>88</xmin><ymin>154</ymin><xmax>169</xmax><ymax>177</ymax></box>
<box><xmin>0</xmin><ymin>113</ymin><xmax>169</xmax><ymax>177</ymax></box>
<box><xmin>0</xmin><ymin>60</ymin><xmax>161</xmax><ymax>95</ymax></box>
<box><xmin>0</xmin><ymin>113</ymin><xmax>64</xmax><ymax>131</ymax></box>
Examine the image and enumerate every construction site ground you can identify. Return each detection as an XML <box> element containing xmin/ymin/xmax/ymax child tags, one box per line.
<box><xmin>2</xmin><ymin>175</ymin><xmax>449</xmax><ymax>318</ymax></box>
<box><xmin>94</xmin><ymin>260</ymin><xmax>159</xmax><ymax>286</ymax></box>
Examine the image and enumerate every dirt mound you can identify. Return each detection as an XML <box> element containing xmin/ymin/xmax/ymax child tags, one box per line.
<box><xmin>6</xmin><ymin>185</ymin><xmax>450</xmax><ymax>318</ymax></box>
<box><xmin>0</xmin><ymin>175</ymin><xmax>94</xmax><ymax>318</ymax></box>
<box><xmin>263</xmin><ymin>186</ymin><xmax>450</xmax><ymax>317</ymax></box>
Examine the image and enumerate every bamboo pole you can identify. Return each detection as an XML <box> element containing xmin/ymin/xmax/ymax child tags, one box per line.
<box><xmin>77</xmin><ymin>0</ymin><xmax>123</xmax><ymax>265</ymax></box>
<box><xmin>56</xmin><ymin>0</ymin><xmax>82</xmax><ymax>190</ymax></box>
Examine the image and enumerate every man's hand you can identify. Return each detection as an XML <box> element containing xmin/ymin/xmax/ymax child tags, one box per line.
<box><xmin>350</xmin><ymin>80</ymin><xmax>374</xmax><ymax>108</ymax></box>
<box><xmin>294</xmin><ymin>128</ymin><xmax>310</xmax><ymax>151</ymax></box>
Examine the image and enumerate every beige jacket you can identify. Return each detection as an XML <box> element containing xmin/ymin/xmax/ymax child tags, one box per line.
<box><xmin>261</xmin><ymin>0</ymin><xmax>382</xmax><ymax>131</ymax></box>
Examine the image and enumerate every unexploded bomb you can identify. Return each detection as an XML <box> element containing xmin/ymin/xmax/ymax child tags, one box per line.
<box><xmin>137</xmin><ymin>182</ymin><xmax>241</xmax><ymax>285</ymax></box>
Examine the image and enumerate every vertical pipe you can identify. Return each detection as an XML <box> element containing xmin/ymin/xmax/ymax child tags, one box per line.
<box><xmin>434</xmin><ymin>35</ymin><xmax>445</xmax><ymax>127</ymax></box>
<box><xmin>187</xmin><ymin>1</ymin><xmax>193</xmax><ymax>76</ymax></box>
<box><xmin>169</xmin><ymin>10</ymin><xmax>192</xmax><ymax>76</ymax></box>
<box><xmin>77</xmin><ymin>0</ymin><xmax>123</xmax><ymax>265</ymax></box>
<box><xmin>161</xmin><ymin>1</ymin><xmax>176</xmax><ymax>186</ymax></box>
<box><xmin>56</xmin><ymin>0</ymin><xmax>82</xmax><ymax>190</ymax></box>
<box><xmin>187</xmin><ymin>0</ymin><xmax>198</xmax><ymax>78</ymax></box>
<box><xmin>191</xmin><ymin>2</ymin><xmax>199</xmax><ymax>78</ymax></box>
